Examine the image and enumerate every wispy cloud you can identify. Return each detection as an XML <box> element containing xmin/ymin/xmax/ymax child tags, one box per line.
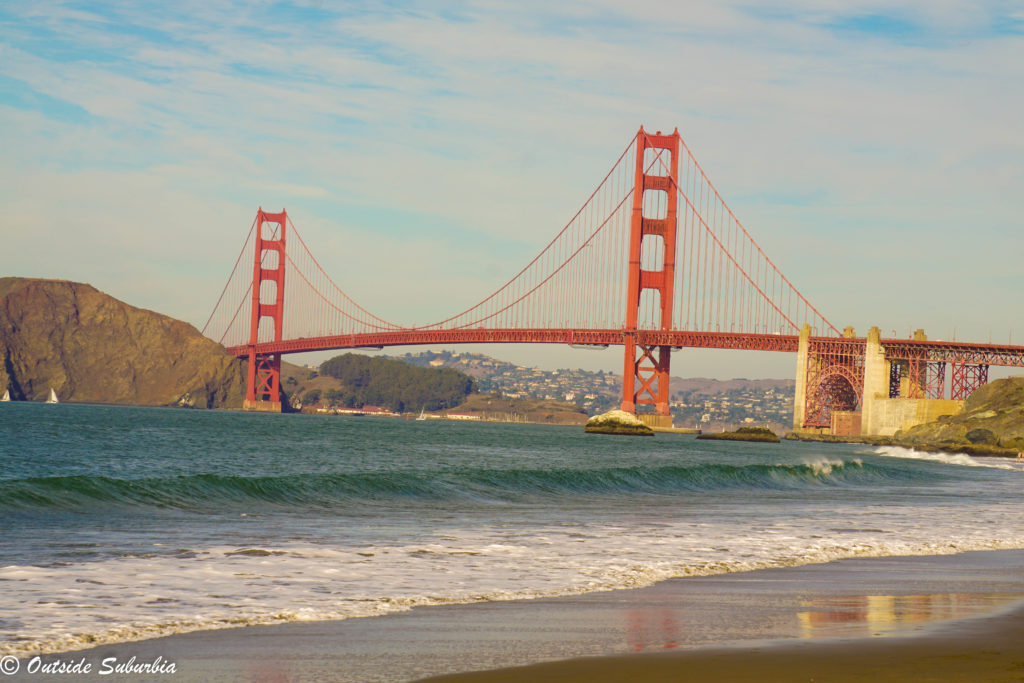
<box><xmin>1</xmin><ymin>1</ymin><xmax>1021</xmax><ymax>374</ymax></box>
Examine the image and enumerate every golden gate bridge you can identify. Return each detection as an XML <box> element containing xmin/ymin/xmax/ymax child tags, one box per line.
<box><xmin>202</xmin><ymin>128</ymin><xmax>1024</xmax><ymax>432</ymax></box>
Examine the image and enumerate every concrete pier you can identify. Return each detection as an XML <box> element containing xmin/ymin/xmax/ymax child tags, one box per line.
<box><xmin>794</xmin><ymin>326</ymin><xmax>965</xmax><ymax>438</ymax></box>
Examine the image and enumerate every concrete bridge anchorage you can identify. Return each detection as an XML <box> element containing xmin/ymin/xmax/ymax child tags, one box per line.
<box><xmin>792</xmin><ymin>324</ymin><xmax>1022</xmax><ymax>437</ymax></box>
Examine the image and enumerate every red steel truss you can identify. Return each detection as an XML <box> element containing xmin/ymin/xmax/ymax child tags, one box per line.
<box><xmin>885</xmin><ymin>340</ymin><xmax>1011</xmax><ymax>401</ymax></box>
<box><xmin>950</xmin><ymin>363</ymin><xmax>989</xmax><ymax>401</ymax></box>
<box><xmin>883</xmin><ymin>340</ymin><xmax>1024</xmax><ymax>367</ymax></box>
<box><xmin>803</xmin><ymin>338</ymin><xmax>866</xmax><ymax>428</ymax></box>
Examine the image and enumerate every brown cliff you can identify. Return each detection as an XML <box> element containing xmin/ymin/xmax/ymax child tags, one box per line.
<box><xmin>0</xmin><ymin>277</ymin><xmax>245</xmax><ymax>407</ymax></box>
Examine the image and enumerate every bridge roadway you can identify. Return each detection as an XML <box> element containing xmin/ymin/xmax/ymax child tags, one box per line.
<box><xmin>227</xmin><ymin>330</ymin><xmax>1024</xmax><ymax>367</ymax></box>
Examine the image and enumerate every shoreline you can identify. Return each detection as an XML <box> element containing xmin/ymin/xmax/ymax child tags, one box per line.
<box><xmin>421</xmin><ymin>599</ymin><xmax>1024</xmax><ymax>682</ymax></box>
<box><xmin>786</xmin><ymin>431</ymin><xmax>1023</xmax><ymax>458</ymax></box>
<box><xmin>15</xmin><ymin>549</ymin><xmax>1024</xmax><ymax>682</ymax></box>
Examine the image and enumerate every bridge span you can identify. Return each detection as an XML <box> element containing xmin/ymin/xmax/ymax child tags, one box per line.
<box><xmin>206</xmin><ymin>127</ymin><xmax>1024</xmax><ymax>435</ymax></box>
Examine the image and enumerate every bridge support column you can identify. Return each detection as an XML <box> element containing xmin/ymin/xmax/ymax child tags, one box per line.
<box><xmin>243</xmin><ymin>208</ymin><xmax>287</xmax><ymax>413</ymax></box>
<box><xmin>621</xmin><ymin>127</ymin><xmax>679</xmax><ymax>425</ymax></box>
<box><xmin>860</xmin><ymin>326</ymin><xmax>888</xmax><ymax>436</ymax></box>
<box><xmin>244</xmin><ymin>351</ymin><xmax>283</xmax><ymax>412</ymax></box>
<box><xmin>792</xmin><ymin>324</ymin><xmax>811</xmax><ymax>432</ymax></box>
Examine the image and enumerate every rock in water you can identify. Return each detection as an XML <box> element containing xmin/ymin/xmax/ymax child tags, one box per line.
<box><xmin>584</xmin><ymin>409</ymin><xmax>654</xmax><ymax>436</ymax></box>
<box><xmin>0</xmin><ymin>277</ymin><xmax>245</xmax><ymax>407</ymax></box>
<box><xmin>696</xmin><ymin>426</ymin><xmax>780</xmax><ymax>443</ymax></box>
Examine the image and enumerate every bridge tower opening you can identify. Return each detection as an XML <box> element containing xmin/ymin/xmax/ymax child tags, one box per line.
<box><xmin>244</xmin><ymin>208</ymin><xmax>287</xmax><ymax>412</ymax></box>
<box><xmin>622</xmin><ymin>128</ymin><xmax>680</xmax><ymax>425</ymax></box>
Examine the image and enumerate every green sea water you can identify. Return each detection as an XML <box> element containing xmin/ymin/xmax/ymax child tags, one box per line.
<box><xmin>2</xmin><ymin>401</ymin><xmax>1023</xmax><ymax>656</ymax></box>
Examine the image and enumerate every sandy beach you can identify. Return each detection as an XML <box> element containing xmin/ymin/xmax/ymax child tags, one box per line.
<box><xmin>423</xmin><ymin>603</ymin><xmax>1024</xmax><ymax>682</ymax></box>
<box><xmin>16</xmin><ymin>549</ymin><xmax>1024</xmax><ymax>682</ymax></box>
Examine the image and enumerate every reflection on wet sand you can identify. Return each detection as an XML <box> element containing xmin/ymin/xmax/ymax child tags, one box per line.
<box><xmin>797</xmin><ymin>593</ymin><xmax>1024</xmax><ymax>638</ymax></box>
<box><xmin>626</xmin><ymin>609</ymin><xmax>680</xmax><ymax>652</ymax></box>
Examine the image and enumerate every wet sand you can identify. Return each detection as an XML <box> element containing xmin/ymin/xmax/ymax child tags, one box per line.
<box><xmin>422</xmin><ymin>603</ymin><xmax>1024</xmax><ymax>682</ymax></box>
<box><xmin>16</xmin><ymin>549</ymin><xmax>1024</xmax><ymax>682</ymax></box>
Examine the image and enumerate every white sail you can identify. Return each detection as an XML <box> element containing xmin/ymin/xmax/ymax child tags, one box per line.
<box><xmin>46</xmin><ymin>388</ymin><xmax>58</xmax><ymax>404</ymax></box>
<box><xmin>416</xmin><ymin>406</ymin><xmax>427</xmax><ymax>421</ymax></box>
<box><xmin>1</xmin><ymin>389</ymin><xmax>9</xmax><ymax>402</ymax></box>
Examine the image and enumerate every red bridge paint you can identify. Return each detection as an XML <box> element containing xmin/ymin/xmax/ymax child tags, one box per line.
<box><xmin>203</xmin><ymin>128</ymin><xmax>1024</xmax><ymax>418</ymax></box>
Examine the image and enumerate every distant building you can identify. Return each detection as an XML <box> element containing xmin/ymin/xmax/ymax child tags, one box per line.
<box><xmin>360</xmin><ymin>405</ymin><xmax>392</xmax><ymax>415</ymax></box>
<box><xmin>334</xmin><ymin>405</ymin><xmax>396</xmax><ymax>416</ymax></box>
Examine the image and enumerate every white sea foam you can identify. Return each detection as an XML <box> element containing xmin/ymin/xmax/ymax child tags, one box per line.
<box><xmin>3</xmin><ymin>507</ymin><xmax>1024</xmax><ymax>657</ymax></box>
<box><xmin>798</xmin><ymin>457</ymin><xmax>861</xmax><ymax>477</ymax></box>
<box><xmin>873</xmin><ymin>446</ymin><xmax>1024</xmax><ymax>471</ymax></box>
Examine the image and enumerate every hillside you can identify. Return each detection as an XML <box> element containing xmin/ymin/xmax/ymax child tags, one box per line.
<box><xmin>396</xmin><ymin>350</ymin><xmax>794</xmax><ymax>424</ymax></box>
<box><xmin>896</xmin><ymin>377</ymin><xmax>1024</xmax><ymax>452</ymax></box>
<box><xmin>0</xmin><ymin>277</ymin><xmax>245</xmax><ymax>407</ymax></box>
<box><xmin>283</xmin><ymin>353</ymin><xmax>475</xmax><ymax>412</ymax></box>
<box><xmin>453</xmin><ymin>393</ymin><xmax>589</xmax><ymax>425</ymax></box>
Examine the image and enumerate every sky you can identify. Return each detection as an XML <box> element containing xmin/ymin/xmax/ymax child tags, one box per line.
<box><xmin>1</xmin><ymin>1</ymin><xmax>1022</xmax><ymax>379</ymax></box>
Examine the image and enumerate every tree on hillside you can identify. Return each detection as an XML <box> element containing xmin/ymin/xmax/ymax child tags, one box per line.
<box><xmin>319</xmin><ymin>354</ymin><xmax>476</xmax><ymax>411</ymax></box>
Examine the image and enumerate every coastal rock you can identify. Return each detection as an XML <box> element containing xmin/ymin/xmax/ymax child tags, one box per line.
<box><xmin>895</xmin><ymin>377</ymin><xmax>1024</xmax><ymax>453</ymax></box>
<box><xmin>0</xmin><ymin>277</ymin><xmax>245</xmax><ymax>407</ymax></box>
<box><xmin>697</xmin><ymin>426</ymin><xmax>780</xmax><ymax>443</ymax></box>
<box><xmin>584</xmin><ymin>409</ymin><xmax>654</xmax><ymax>436</ymax></box>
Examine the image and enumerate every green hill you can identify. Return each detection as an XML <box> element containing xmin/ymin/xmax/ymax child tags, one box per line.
<box><xmin>288</xmin><ymin>353</ymin><xmax>476</xmax><ymax>412</ymax></box>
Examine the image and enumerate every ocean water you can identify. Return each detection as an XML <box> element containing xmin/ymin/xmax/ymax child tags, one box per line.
<box><xmin>2</xmin><ymin>402</ymin><xmax>1024</xmax><ymax>657</ymax></box>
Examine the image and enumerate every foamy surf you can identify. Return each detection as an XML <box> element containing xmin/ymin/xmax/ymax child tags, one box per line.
<box><xmin>873</xmin><ymin>445</ymin><xmax>1023</xmax><ymax>471</ymax></box>
<box><xmin>3</xmin><ymin>521</ymin><xmax>1024</xmax><ymax>657</ymax></box>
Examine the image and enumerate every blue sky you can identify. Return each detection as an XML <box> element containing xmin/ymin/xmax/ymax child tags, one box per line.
<box><xmin>1</xmin><ymin>1</ymin><xmax>1022</xmax><ymax>378</ymax></box>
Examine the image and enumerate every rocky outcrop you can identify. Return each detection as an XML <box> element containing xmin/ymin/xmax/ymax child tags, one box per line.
<box><xmin>0</xmin><ymin>277</ymin><xmax>245</xmax><ymax>407</ymax></box>
<box><xmin>697</xmin><ymin>426</ymin><xmax>780</xmax><ymax>443</ymax></box>
<box><xmin>896</xmin><ymin>377</ymin><xmax>1024</xmax><ymax>452</ymax></box>
<box><xmin>584</xmin><ymin>409</ymin><xmax>654</xmax><ymax>436</ymax></box>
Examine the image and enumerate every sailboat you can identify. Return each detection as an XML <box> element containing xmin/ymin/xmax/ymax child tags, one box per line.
<box><xmin>416</xmin><ymin>406</ymin><xmax>427</xmax><ymax>421</ymax></box>
<box><xmin>46</xmin><ymin>388</ymin><xmax>58</xmax><ymax>404</ymax></box>
<box><xmin>1</xmin><ymin>389</ymin><xmax>9</xmax><ymax>402</ymax></box>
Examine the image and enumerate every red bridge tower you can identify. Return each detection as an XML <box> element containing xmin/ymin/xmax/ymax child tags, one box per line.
<box><xmin>622</xmin><ymin>128</ymin><xmax>679</xmax><ymax>425</ymax></box>
<box><xmin>244</xmin><ymin>208</ymin><xmax>287</xmax><ymax>412</ymax></box>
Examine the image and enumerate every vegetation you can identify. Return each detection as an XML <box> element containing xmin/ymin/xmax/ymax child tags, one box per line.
<box><xmin>697</xmin><ymin>426</ymin><xmax>780</xmax><ymax>443</ymax></box>
<box><xmin>317</xmin><ymin>353</ymin><xmax>476</xmax><ymax>412</ymax></box>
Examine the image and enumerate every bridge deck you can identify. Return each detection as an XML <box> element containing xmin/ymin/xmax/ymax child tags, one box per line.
<box><xmin>226</xmin><ymin>330</ymin><xmax>1024</xmax><ymax>367</ymax></box>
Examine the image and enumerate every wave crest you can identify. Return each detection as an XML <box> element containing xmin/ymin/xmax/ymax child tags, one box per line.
<box><xmin>0</xmin><ymin>460</ymin><xmax>883</xmax><ymax>512</ymax></box>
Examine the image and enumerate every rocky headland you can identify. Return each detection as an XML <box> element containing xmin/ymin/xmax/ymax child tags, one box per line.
<box><xmin>0</xmin><ymin>277</ymin><xmax>245</xmax><ymax>407</ymax></box>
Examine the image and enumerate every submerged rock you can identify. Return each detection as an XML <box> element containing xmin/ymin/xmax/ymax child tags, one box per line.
<box><xmin>584</xmin><ymin>409</ymin><xmax>654</xmax><ymax>436</ymax></box>
<box><xmin>697</xmin><ymin>426</ymin><xmax>780</xmax><ymax>443</ymax></box>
